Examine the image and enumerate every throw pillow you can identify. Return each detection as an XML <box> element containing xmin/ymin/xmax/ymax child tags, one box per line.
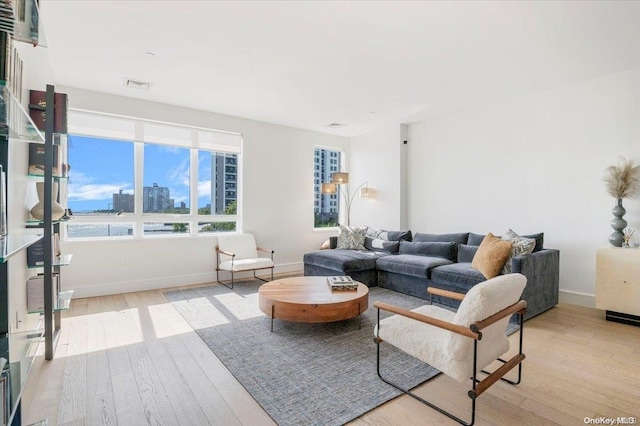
<box><xmin>387</xmin><ymin>230</ymin><xmax>413</xmax><ymax>242</ymax></box>
<box><xmin>399</xmin><ymin>241</ymin><xmax>457</xmax><ymax>261</ymax></box>
<box><xmin>521</xmin><ymin>232</ymin><xmax>544</xmax><ymax>252</ymax></box>
<box><xmin>500</xmin><ymin>229</ymin><xmax>536</xmax><ymax>274</ymax></box>
<box><xmin>467</xmin><ymin>233</ymin><xmax>486</xmax><ymax>246</ymax></box>
<box><xmin>364</xmin><ymin>237</ymin><xmax>400</xmax><ymax>253</ymax></box>
<box><xmin>457</xmin><ymin>244</ymin><xmax>479</xmax><ymax>263</ymax></box>
<box><xmin>366</xmin><ymin>227</ymin><xmax>389</xmax><ymax>240</ymax></box>
<box><xmin>471</xmin><ymin>233</ymin><xmax>513</xmax><ymax>279</ymax></box>
<box><xmin>336</xmin><ymin>224</ymin><xmax>366</xmax><ymax>250</ymax></box>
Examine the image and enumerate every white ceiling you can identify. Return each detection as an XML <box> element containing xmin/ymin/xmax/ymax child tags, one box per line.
<box><xmin>41</xmin><ymin>1</ymin><xmax>640</xmax><ymax>137</ymax></box>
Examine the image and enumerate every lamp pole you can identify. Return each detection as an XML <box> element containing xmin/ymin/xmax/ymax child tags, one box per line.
<box><xmin>338</xmin><ymin>181</ymin><xmax>367</xmax><ymax>226</ymax></box>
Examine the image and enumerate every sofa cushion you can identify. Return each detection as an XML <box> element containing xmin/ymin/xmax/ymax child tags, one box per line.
<box><xmin>413</xmin><ymin>232</ymin><xmax>469</xmax><ymax>245</ymax></box>
<box><xmin>430</xmin><ymin>263</ymin><xmax>486</xmax><ymax>291</ymax></box>
<box><xmin>471</xmin><ymin>233</ymin><xmax>513</xmax><ymax>279</ymax></box>
<box><xmin>501</xmin><ymin>229</ymin><xmax>536</xmax><ymax>274</ymax></box>
<box><xmin>303</xmin><ymin>249</ymin><xmax>385</xmax><ymax>272</ymax></box>
<box><xmin>522</xmin><ymin>232</ymin><xmax>544</xmax><ymax>252</ymax></box>
<box><xmin>457</xmin><ymin>244</ymin><xmax>479</xmax><ymax>263</ymax></box>
<box><xmin>399</xmin><ymin>241</ymin><xmax>456</xmax><ymax>262</ymax></box>
<box><xmin>388</xmin><ymin>230</ymin><xmax>412</xmax><ymax>242</ymax></box>
<box><xmin>337</xmin><ymin>224</ymin><xmax>366</xmax><ymax>250</ymax></box>
<box><xmin>367</xmin><ymin>227</ymin><xmax>412</xmax><ymax>242</ymax></box>
<box><xmin>467</xmin><ymin>233</ymin><xmax>486</xmax><ymax>246</ymax></box>
<box><xmin>376</xmin><ymin>254</ymin><xmax>453</xmax><ymax>278</ymax></box>
<box><xmin>364</xmin><ymin>237</ymin><xmax>400</xmax><ymax>253</ymax></box>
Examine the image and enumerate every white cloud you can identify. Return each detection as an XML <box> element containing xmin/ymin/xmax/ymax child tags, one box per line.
<box><xmin>198</xmin><ymin>179</ymin><xmax>211</xmax><ymax>197</ymax></box>
<box><xmin>68</xmin><ymin>183</ymin><xmax>132</xmax><ymax>201</ymax></box>
<box><xmin>167</xmin><ymin>157</ymin><xmax>190</xmax><ymax>187</ymax></box>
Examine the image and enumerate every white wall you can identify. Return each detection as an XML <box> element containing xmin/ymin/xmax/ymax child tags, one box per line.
<box><xmin>54</xmin><ymin>87</ymin><xmax>348</xmax><ymax>297</ymax></box>
<box><xmin>406</xmin><ymin>67</ymin><xmax>640</xmax><ymax>305</ymax></box>
<box><xmin>349</xmin><ymin>125</ymin><xmax>406</xmax><ymax>229</ymax></box>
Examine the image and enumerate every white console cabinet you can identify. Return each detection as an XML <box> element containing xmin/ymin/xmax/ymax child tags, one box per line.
<box><xmin>595</xmin><ymin>247</ymin><xmax>640</xmax><ymax>326</ymax></box>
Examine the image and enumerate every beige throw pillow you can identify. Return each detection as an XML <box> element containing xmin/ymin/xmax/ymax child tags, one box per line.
<box><xmin>471</xmin><ymin>233</ymin><xmax>513</xmax><ymax>279</ymax></box>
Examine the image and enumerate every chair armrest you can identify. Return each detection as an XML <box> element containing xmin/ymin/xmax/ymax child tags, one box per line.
<box><xmin>427</xmin><ymin>287</ymin><xmax>465</xmax><ymax>301</ymax></box>
<box><xmin>470</xmin><ymin>300</ymin><xmax>527</xmax><ymax>333</ymax></box>
<box><xmin>257</xmin><ymin>246</ymin><xmax>274</xmax><ymax>254</ymax></box>
<box><xmin>374</xmin><ymin>301</ymin><xmax>479</xmax><ymax>339</ymax></box>
<box><xmin>216</xmin><ymin>248</ymin><xmax>235</xmax><ymax>257</ymax></box>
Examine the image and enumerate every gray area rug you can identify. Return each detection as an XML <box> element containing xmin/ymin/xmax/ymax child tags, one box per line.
<box><xmin>164</xmin><ymin>281</ymin><xmax>442</xmax><ymax>426</ymax></box>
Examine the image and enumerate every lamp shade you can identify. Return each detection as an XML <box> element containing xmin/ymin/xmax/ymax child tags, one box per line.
<box><xmin>332</xmin><ymin>172</ymin><xmax>349</xmax><ymax>184</ymax></box>
<box><xmin>321</xmin><ymin>183</ymin><xmax>337</xmax><ymax>194</ymax></box>
<box><xmin>359</xmin><ymin>186</ymin><xmax>372</xmax><ymax>198</ymax></box>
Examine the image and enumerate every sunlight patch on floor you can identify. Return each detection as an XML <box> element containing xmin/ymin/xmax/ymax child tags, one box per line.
<box><xmin>214</xmin><ymin>291</ymin><xmax>264</xmax><ymax>321</ymax></box>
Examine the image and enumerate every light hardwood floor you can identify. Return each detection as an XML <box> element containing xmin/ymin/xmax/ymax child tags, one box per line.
<box><xmin>21</xmin><ymin>282</ymin><xmax>640</xmax><ymax>426</ymax></box>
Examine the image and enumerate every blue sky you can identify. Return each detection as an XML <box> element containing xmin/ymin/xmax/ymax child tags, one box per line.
<box><xmin>68</xmin><ymin>135</ymin><xmax>212</xmax><ymax>212</ymax></box>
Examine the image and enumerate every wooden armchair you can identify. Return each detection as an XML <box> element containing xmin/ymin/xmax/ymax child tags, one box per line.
<box><xmin>216</xmin><ymin>234</ymin><xmax>274</xmax><ymax>289</ymax></box>
<box><xmin>374</xmin><ymin>273</ymin><xmax>527</xmax><ymax>425</ymax></box>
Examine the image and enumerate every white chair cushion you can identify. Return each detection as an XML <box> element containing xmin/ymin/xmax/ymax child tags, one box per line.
<box><xmin>376</xmin><ymin>305</ymin><xmax>477</xmax><ymax>382</ymax></box>
<box><xmin>448</xmin><ymin>273</ymin><xmax>526</xmax><ymax>363</ymax></box>
<box><xmin>219</xmin><ymin>258</ymin><xmax>274</xmax><ymax>272</ymax></box>
<box><xmin>217</xmin><ymin>234</ymin><xmax>258</xmax><ymax>261</ymax></box>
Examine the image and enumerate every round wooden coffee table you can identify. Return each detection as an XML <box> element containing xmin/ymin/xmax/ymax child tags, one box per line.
<box><xmin>258</xmin><ymin>276</ymin><xmax>369</xmax><ymax>331</ymax></box>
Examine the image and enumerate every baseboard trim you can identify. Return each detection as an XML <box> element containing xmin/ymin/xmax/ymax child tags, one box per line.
<box><xmin>70</xmin><ymin>262</ymin><xmax>303</xmax><ymax>299</ymax></box>
<box><xmin>559</xmin><ymin>289</ymin><xmax>595</xmax><ymax>308</ymax></box>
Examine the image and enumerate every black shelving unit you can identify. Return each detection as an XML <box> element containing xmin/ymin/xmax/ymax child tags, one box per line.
<box><xmin>0</xmin><ymin>88</ymin><xmax>46</xmax><ymax>425</ymax></box>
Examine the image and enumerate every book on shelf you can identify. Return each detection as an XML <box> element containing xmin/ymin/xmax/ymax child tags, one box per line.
<box><xmin>28</xmin><ymin>90</ymin><xmax>68</xmax><ymax>134</ymax></box>
<box><xmin>27</xmin><ymin>273</ymin><xmax>59</xmax><ymax>312</ymax></box>
<box><xmin>327</xmin><ymin>276</ymin><xmax>358</xmax><ymax>291</ymax></box>
<box><xmin>26</xmin><ymin>235</ymin><xmax>61</xmax><ymax>267</ymax></box>
<box><xmin>28</xmin><ymin>142</ymin><xmax>62</xmax><ymax>177</ymax></box>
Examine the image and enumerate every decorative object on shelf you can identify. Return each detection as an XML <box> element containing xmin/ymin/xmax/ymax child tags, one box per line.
<box><xmin>30</xmin><ymin>181</ymin><xmax>65</xmax><ymax>221</ymax></box>
<box><xmin>320</xmin><ymin>171</ymin><xmax>371</xmax><ymax>226</ymax></box>
<box><xmin>603</xmin><ymin>157</ymin><xmax>640</xmax><ymax>247</ymax></box>
<box><xmin>622</xmin><ymin>228</ymin><xmax>634</xmax><ymax>248</ymax></box>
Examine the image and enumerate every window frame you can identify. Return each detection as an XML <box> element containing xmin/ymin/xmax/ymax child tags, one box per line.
<box><xmin>64</xmin><ymin>110</ymin><xmax>243</xmax><ymax>241</ymax></box>
<box><xmin>313</xmin><ymin>146</ymin><xmax>345</xmax><ymax>230</ymax></box>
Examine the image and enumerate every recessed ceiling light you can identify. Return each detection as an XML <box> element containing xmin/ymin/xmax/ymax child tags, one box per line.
<box><xmin>327</xmin><ymin>123</ymin><xmax>346</xmax><ymax>127</ymax></box>
<box><xmin>145</xmin><ymin>51</ymin><xmax>156</xmax><ymax>57</ymax></box>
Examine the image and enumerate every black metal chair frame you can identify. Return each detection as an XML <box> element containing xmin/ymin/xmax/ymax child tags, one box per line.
<box><xmin>215</xmin><ymin>246</ymin><xmax>274</xmax><ymax>290</ymax></box>
<box><xmin>374</xmin><ymin>290</ymin><xmax>526</xmax><ymax>426</ymax></box>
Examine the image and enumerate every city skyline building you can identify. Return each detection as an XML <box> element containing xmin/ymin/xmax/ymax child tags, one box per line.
<box><xmin>314</xmin><ymin>148</ymin><xmax>340</xmax><ymax>223</ymax></box>
<box><xmin>112</xmin><ymin>189</ymin><xmax>134</xmax><ymax>212</ymax></box>
<box><xmin>143</xmin><ymin>183</ymin><xmax>174</xmax><ymax>212</ymax></box>
<box><xmin>212</xmin><ymin>153</ymin><xmax>237</xmax><ymax>214</ymax></box>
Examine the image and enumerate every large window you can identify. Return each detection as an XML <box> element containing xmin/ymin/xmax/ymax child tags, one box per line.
<box><xmin>313</xmin><ymin>147</ymin><xmax>341</xmax><ymax>228</ymax></box>
<box><xmin>65</xmin><ymin>111</ymin><xmax>242</xmax><ymax>239</ymax></box>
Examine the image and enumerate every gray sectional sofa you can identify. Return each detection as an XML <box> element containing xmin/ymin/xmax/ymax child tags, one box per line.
<box><xmin>303</xmin><ymin>230</ymin><xmax>559</xmax><ymax>321</ymax></box>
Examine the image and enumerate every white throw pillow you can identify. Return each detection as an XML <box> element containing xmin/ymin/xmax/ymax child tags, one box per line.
<box><xmin>501</xmin><ymin>228</ymin><xmax>536</xmax><ymax>274</ymax></box>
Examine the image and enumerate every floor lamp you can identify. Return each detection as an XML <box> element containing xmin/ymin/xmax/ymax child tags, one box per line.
<box><xmin>321</xmin><ymin>172</ymin><xmax>370</xmax><ymax>226</ymax></box>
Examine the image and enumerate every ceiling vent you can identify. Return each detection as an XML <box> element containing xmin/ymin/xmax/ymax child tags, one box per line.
<box><xmin>124</xmin><ymin>78</ymin><xmax>152</xmax><ymax>90</ymax></box>
<box><xmin>327</xmin><ymin>122</ymin><xmax>346</xmax><ymax>128</ymax></box>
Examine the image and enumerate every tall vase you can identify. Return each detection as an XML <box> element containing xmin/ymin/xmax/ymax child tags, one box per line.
<box><xmin>608</xmin><ymin>198</ymin><xmax>627</xmax><ymax>247</ymax></box>
<box><xmin>30</xmin><ymin>182</ymin><xmax>65</xmax><ymax>221</ymax></box>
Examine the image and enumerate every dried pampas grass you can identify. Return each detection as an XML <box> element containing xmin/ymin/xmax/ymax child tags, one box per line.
<box><xmin>603</xmin><ymin>157</ymin><xmax>640</xmax><ymax>199</ymax></box>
